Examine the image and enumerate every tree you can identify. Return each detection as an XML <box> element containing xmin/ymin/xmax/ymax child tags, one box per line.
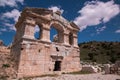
<box><xmin>88</xmin><ymin>53</ymin><xmax>94</xmax><ymax>60</ymax></box>
<box><xmin>110</xmin><ymin>56</ymin><xmax>116</xmax><ymax>63</ymax></box>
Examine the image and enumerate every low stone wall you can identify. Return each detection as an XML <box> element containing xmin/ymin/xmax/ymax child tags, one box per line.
<box><xmin>104</xmin><ymin>61</ymin><xmax>120</xmax><ymax>75</ymax></box>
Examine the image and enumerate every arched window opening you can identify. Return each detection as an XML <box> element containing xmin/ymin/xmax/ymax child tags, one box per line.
<box><xmin>50</xmin><ymin>27</ymin><xmax>58</xmax><ymax>42</ymax></box>
<box><xmin>69</xmin><ymin>32</ymin><xmax>73</xmax><ymax>45</ymax></box>
<box><xmin>50</xmin><ymin>22</ymin><xmax>64</xmax><ymax>43</ymax></box>
<box><xmin>34</xmin><ymin>25</ymin><xmax>41</xmax><ymax>39</ymax></box>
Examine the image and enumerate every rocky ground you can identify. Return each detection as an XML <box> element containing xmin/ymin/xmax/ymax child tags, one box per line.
<box><xmin>32</xmin><ymin>73</ymin><xmax>120</xmax><ymax>80</ymax></box>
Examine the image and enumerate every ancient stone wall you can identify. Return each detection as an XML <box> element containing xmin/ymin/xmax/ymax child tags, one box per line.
<box><xmin>0</xmin><ymin>41</ymin><xmax>17</xmax><ymax>79</ymax></box>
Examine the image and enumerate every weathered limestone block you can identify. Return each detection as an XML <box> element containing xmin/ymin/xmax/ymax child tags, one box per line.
<box><xmin>104</xmin><ymin>64</ymin><xmax>111</xmax><ymax>74</ymax></box>
<box><xmin>82</xmin><ymin>65</ymin><xmax>99</xmax><ymax>73</ymax></box>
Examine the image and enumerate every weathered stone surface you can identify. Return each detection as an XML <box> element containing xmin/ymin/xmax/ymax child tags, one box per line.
<box><xmin>11</xmin><ymin>7</ymin><xmax>81</xmax><ymax>78</ymax></box>
<box><xmin>104</xmin><ymin>64</ymin><xmax>111</xmax><ymax>74</ymax></box>
<box><xmin>0</xmin><ymin>46</ymin><xmax>17</xmax><ymax>79</ymax></box>
<box><xmin>82</xmin><ymin>65</ymin><xmax>99</xmax><ymax>73</ymax></box>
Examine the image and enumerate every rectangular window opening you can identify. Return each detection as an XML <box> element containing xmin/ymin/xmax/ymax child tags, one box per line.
<box><xmin>56</xmin><ymin>47</ymin><xmax>59</xmax><ymax>52</ymax></box>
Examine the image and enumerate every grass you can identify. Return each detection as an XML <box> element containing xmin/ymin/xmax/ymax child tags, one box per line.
<box><xmin>18</xmin><ymin>74</ymin><xmax>58</xmax><ymax>80</ymax></box>
<box><xmin>66</xmin><ymin>70</ymin><xmax>93</xmax><ymax>75</ymax></box>
<box><xmin>39</xmin><ymin>74</ymin><xmax>58</xmax><ymax>77</ymax></box>
<box><xmin>2</xmin><ymin>64</ymin><xmax>10</xmax><ymax>68</ymax></box>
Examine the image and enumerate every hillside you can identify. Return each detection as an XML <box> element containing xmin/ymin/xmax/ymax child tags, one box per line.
<box><xmin>78</xmin><ymin>41</ymin><xmax>120</xmax><ymax>64</ymax></box>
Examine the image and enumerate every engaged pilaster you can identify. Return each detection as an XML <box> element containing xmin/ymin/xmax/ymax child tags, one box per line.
<box><xmin>40</xmin><ymin>23</ymin><xmax>51</xmax><ymax>43</ymax></box>
<box><xmin>73</xmin><ymin>33</ymin><xmax>78</xmax><ymax>47</ymax></box>
<box><xmin>22</xmin><ymin>17</ymin><xmax>36</xmax><ymax>39</ymax></box>
<box><xmin>63</xmin><ymin>32</ymin><xmax>70</xmax><ymax>46</ymax></box>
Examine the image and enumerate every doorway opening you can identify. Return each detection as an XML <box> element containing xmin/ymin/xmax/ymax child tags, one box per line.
<box><xmin>54</xmin><ymin>61</ymin><xmax>61</xmax><ymax>71</ymax></box>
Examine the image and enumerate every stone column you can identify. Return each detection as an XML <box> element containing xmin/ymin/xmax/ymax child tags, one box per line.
<box><xmin>63</xmin><ymin>32</ymin><xmax>70</xmax><ymax>46</ymax></box>
<box><xmin>40</xmin><ymin>23</ymin><xmax>51</xmax><ymax>43</ymax></box>
<box><xmin>73</xmin><ymin>32</ymin><xmax>78</xmax><ymax>47</ymax></box>
<box><xmin>104</xmin><ymin>64</ymin><xmax>110</xmax><ymax>74</ymax></box>
<box><xmin>22</xmin><ymin>17</ymin><xmax>36</xmax><ymax>39</ymax></box>
<box><xmin>58</xmin><ymin>31</ymin><xmax>64</xmax><ymax>43</ymax></box>
<box><xmin>73</xmin><ymin>35</ymin><xmax>78</xmax><ymax>47</ymax></box>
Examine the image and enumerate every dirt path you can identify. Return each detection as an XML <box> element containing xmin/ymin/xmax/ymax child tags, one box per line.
<box><xmin>32</xmin><ymin>73</ymin><xmax>120</xmax><ymax>80</ymax></box>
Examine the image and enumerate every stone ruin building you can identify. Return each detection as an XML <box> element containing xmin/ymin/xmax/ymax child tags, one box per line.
<box><xmin>11</xmin><ymin>7</ymin><xmax>81</xmax><ymax>78</ymax></box>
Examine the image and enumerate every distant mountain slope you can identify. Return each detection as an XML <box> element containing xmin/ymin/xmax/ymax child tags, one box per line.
<box><xmin>78</xmin><ymin>41</ymin><xmax>120</xmax><ymax>64</ymax></box>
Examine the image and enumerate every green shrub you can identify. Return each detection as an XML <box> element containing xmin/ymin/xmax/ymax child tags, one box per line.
<box><xmin>2</xmin><ymin>64</ymin><xmax>10</xmax><ymax>68</ymax></box>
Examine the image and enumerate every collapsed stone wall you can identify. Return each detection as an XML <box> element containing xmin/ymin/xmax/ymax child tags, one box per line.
<box><xmin>0</xmin><ymin>41</ymin><xmax>17</xmax><ymax>79</ymax></box>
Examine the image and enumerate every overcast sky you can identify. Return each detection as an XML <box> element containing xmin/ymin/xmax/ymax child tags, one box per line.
<box><xmin>0</xmin><ymin>0</ymin><xmax>120</xmax><ymax>45</ymax></box>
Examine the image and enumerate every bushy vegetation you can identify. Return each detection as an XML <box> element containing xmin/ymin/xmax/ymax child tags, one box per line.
<box><xmin>79</xmin><ymin>41</ymin><xmax>120</xmax><ymax>64</ymax></box>
<box><xmin>2</xmin><ymin>64</ymin><xmax>10</xmax><ymax>68</ymax></box>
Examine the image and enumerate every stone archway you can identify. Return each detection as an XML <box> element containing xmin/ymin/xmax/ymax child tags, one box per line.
<box><xmin>11</xmin><ymin>7</ymin><xmax>81</xmax><ymax>78</ymax></box>
<box><xmin>50</xmin><ymin>21</ymin><xmax>65</xmax><ymax>43</ymax></box>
